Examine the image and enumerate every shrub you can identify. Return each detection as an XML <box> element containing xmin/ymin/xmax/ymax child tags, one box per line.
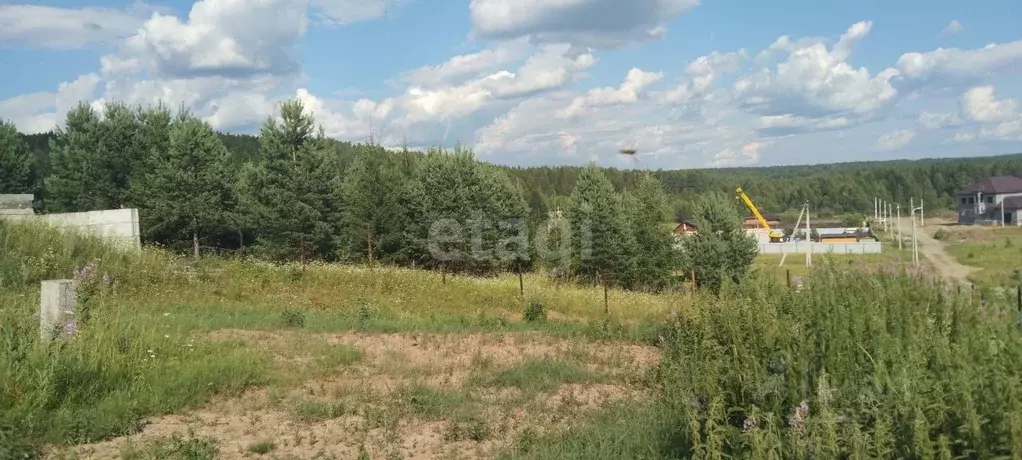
<box><xmin>280</xmin><ymin>308</ymin><xmax>306</xmax><ymax>328</ymax></box>
<box><xmin>246</xmin><ymin>440</ymin><xmax>276</xmax><ymax>454</ymax></box>
<box><xmin>522</xmin><ymin>300</ymin><xmax>546</xmax><ymax>323</ymax></box>
<box><xmin>934</xmin><ymin>228</ymin><xmax>947</xmax><ymax>240</ymax></box>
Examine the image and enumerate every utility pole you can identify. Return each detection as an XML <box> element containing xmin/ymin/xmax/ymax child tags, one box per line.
<box><xmin>887</xmin><ymin>201</ymin><xmax>893</xmax><ymax>240</ymax></box>
<box><xmin>806</xmin><ymin>203</ymin><xmax>812</xmax><ymax>268</ymax></box>
<box><xmin>920</xmin><ymin>199</ymin><xmax>925</xmax><ymax>227</ymax></box>
<box><xmin>897</xmin><ymin>204</ymin><xmax>902</xmax><ymax>250</ymax></box>
<box><xmin>911</xmin><ymin>202</ymin><xmax>922</xmax><ymax>267</ymax></box>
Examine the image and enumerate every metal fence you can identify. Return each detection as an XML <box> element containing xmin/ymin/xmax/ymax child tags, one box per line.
<box><xmin>757</xmin><ymin>241</ymin><xmax>883</xmax><ymax>254</ymax></box>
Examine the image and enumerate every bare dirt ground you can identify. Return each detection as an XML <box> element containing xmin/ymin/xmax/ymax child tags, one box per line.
<box><xmin>54</xmin><ymin>330</ymin><xmax>659</xmax><ymax>460</ymax></box>
<box><xmin>899</xmin><ymin>217</ymin><xmax>977</xmax><ymax>285</ymax></box>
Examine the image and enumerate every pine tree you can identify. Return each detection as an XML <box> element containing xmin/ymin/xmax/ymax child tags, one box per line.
<box><xmin>142</xmin><ymin>111</ymin><xmax>235</xmax><ymax>257</ymax></box>
<box><xmin>482</xmin><ymin>165</ymin><xmax>531</xmax><ymax>272</ymax></box>
<box><xmin>628</xmin><ymin>174</ymin><xmax>680</xmax><ymax>291</ymax></box>
<box><xmin>339</xmin><ymin>146</ymin><xmax>408</xmax><ymax>264</ymax></box>
<box><xmin>566</xmin><ymin>163</ymin><xmax>637</xmax><ymax>292</ymax></box>
<box><xmin>46</xmin><ymin>103</ymin><xmax>102</xmax><ymax>212</ymax></box>
<box><xmin>0</xmin><ymin>120</ymin><xmax>32</xmax><ymax>193</ymax></box>
<box><xmin>407</xmin><ymin>146</ymin><xmax>487</xmax><ymax>273</ymax></box>
<box><xmin>682</xmin><ymin>191</ymin><xmax>758</xmax><ymax>293</ymax></box>
<box><xmin>238</xmin><ymin>99</ymin><xmax>342</xmax><ymax>263</ymax></box>
<box><xmin>130</xmin><ymin>104</ymin><xmax>174</xmax><ymax>240</ymax></box>
<box><xmin>46</xmin><ymin>101</ymin><xmax>147</xmax><ymax>212</ymax></box>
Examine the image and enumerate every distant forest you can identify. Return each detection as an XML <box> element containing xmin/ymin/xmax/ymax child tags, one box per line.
<box><xmin>16</xmin><ymin>129</ymin><xmax>1022</xmax><ymax>223</ymax></box>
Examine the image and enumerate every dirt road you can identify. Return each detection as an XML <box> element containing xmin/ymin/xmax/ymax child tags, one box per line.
<box><xmin>897</xmin><ymin>217</ymin><xmax>976</xmax><ymax>285</ymax></box>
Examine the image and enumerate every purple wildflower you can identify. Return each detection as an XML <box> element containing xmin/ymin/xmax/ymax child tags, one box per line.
<box><xmin>103</xmin><ymin>272</ymin><xmax>112</xmax><ymax>286</ymax></box>
<box><xmin>743</xmin><ymin>418</ymin><xmax>759</xmax><ymax>431</ymax></box>
<box><xmin>788</xmin><ymin>400</ymin><xmax>810</xmax><ymax>432</ymax></box>
<box><xmin>62</xmin><ymin>321</ymin><xmax>78</xmax><ymax>336</ymax></box>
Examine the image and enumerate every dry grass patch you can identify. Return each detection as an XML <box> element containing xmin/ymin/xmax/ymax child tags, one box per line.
<box><xmin>55</xmin><ymin>329</ymin><xmax>659</xmax><ymax>459</ymax></box>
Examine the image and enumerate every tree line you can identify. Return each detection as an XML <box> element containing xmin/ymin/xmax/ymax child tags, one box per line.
<box><xmin>1</xmin><ymin>100</ymin><xmax>763</xmax><ymax>293</ymax></box>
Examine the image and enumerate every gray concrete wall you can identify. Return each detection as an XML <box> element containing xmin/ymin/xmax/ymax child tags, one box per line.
<box><xmin>0</xmin><ymin>194</ymin><xmax>34</xmax><ymax>216</ymax></box>
<box><xmin>2</xmin><ymin>208</ymin><xmax>141</xmax><ymax>250</ymax></box>
<box><xmin>757</xmin><ymin>241</ymin><xmax>882</xmax><ymax>254</ymax></box>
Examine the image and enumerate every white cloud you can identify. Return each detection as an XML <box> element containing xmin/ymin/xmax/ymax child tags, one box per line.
<box><xmin>980</xmin><ymin>120</ymin><xmax>1022</xmax><ymax>140</ymax></box>
<box><xmin>875</xmin><ymin>129</ymin><xmax>915</xmax><ymax>150</ymax></box>
<box><xmin>0</xmin><ymin>74</ymin><xmax>101</xmax><ymax>133</ymax></box>
<box><xmin>557</xmin><ymin>67</ymin><xmax>663</xmax><ymax>118</ymax></box>
<box><xmin>941</xmin><ymin>20</ymin><xmax>964</xmax><ymax>35</ymax></box>
<box><xmin>960</xmin><ymin>86</ymin><xmax>1018</xmax><ymax>122</ymax></box>
<box><xmin>469</xmin><ymin>0</ymin><xmax>699</xmax><ymax>48</ymax></box>
<box><xmin>918</xmin><ymin>110</ymin><xmax>963</xmax><ymax>129</ymax></box>
<box><xmin>0</xmin><ymin>4</ymin><xmax>149</xmax><ymax>49</ymax></box>
<box><xmin>108</xmin><ymin>0</ymin><xmax>310</xmax><ymax>79</ymax></box>
<box><xmin>896</xmin><ymin>40</ymin><xmax>1022</xmax><ymax>81</ymax></box>
<box><xmin>953</xmin><ymin>131</ymin><xmax>975</xmax><ymax>142</ymax></box>
<box><xmin>399</xmin><ymin>39</ymin><xmax>531</xmax><ymax>87</ymax></box>
<box><xmin>312</xmin><ymin>0</ymin><xmax>409</xmax><ymax>25</ymax></box>
<box><xmin>733</xmin><ymin>21</ymin><xmax>899</xmax><ymax>124</ymax></box>
<box><xmin>662</xmin><ymin>50</ymin><xmax>746</xmax><ymax>104</ymax></box>
<box><xmin>397</xmin><ymin>44</ymin><xmax>595</xmax><ymax>124</ymax></box>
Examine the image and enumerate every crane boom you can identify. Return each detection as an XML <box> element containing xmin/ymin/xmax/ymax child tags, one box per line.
<box><xmin>735</xmin><ymin>187</ymin><xmax>783</xmax><ymax>241</ymax></box>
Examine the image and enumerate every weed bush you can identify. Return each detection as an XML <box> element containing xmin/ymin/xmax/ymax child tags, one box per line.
<box><xmin>0</xmin><ymin>222</ymin><xmax>268</xmax><ymax>456</ymax></box>
<box><xmin>279</xmin><ymin>308</ymin><xmax>306</xmax><ymax>328</ymax></box>
<box><xmin>934</xmin><ymin>228</ymin><xmax>947</xmax><ymax>240</ymax></box>
<box><xmin>120</xmin><ymin>432</ymin><xmax>219</xmax><ymax>460</ymax></box>
<box><xmin>509</xmin><ymin>265</ymin><xmax>1022</xmax><ymax>459</ymax></box>
<box><xmin>523</xmin><ymin>300</ymin><xmax>546</xmax><ymax>323</ymax></box>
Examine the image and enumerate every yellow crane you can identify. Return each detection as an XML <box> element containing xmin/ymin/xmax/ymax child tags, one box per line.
<box><xmin>735</xmin><ymin>187</ymin><xmax>783</xmax><ymax>242</ymax></box>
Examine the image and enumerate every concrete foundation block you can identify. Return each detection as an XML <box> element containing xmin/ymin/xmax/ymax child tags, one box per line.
<box><xmin>40</xmin><ymin>279</ymin><xmax>77</xmax><ymax>340</ymax></box>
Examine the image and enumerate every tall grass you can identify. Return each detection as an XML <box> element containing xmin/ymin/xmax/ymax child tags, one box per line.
<box><xmin>508</xmin><ymin>260</ymin><xmax>1022</xmax><ymax>459</ymax></box>
<box><xmin>0</xmin><ymin>221</ymin><xmax>268</xmax><ymax>458</ymax></box>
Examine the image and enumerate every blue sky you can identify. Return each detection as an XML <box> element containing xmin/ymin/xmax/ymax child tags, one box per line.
<box><xmin>1</xmin><ymin>0</ymin><xmax>1021</xmax><ymax>169</ymax></box>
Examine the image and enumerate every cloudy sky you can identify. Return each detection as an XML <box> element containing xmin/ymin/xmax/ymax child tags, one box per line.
<box><xmin>1</xmin><ymin>0</ymin><xmax>1020</xmax><ymax>168</ymax></box>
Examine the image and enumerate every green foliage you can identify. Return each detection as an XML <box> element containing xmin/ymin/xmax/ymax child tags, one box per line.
<box><xmin>523</xmin><ymin>300</ymin><xmax>547</xmax><ymax>323</ymax></box>
<box><xmin>934</xmin><ymin>228</ymin><xmax>947</xmax><ymax>240</ymax></box>
<box><xmin>443</xmin><ymin>416</ymin><xmax>490</xmax><ymax>442</ymax></box>
<box><xmin>246</xmin><ymin>440</ymin><xmax>276</xmax><ymax>455</ymax></box>
<box><xmin>566</xmin><ymin>164</ymin><xmax>637</xmax><ymax>288</ymax></box>
<box><xmin>135</xmin><ymin>110</ymin><xmax>235</xmax><ymax>257</ymax></box>
<box><xmin>406</xmin><ymin>145</ymin><xmax>530</xmax><ymax>274</ymax></box>
<box><xmin>237</xmin><ymin>98</ymin><xmax>343</xmax><ymax>263</ymax></box>
<box><xmin>682</xmin><ymin>192</ymin><xmax>757</xmax><ymax>293</ymax></box>
<box><xmin>339</xmin><ymin>145</ymin><xmax>409</xmax><ymax>264</ymax></box>
<box><xmin>501</xmin><ymin>269</ymin><xmax>1022</xmax><ymax>459</ymax></box>
<box><xmin>121</xmin><ymin>432</ymin><xmax>219</xmax><ymax>460</ymax></box>
<box><xmin>0</xmin><ymin>223</ymin><xmax>267</xmax><ymax>454</ymax></box>
<box><xmin>627</xmin><ymin>174</ymin><xmax>680</xmax><ymax>291</ymax></box>
<box><xmin>279</xmin><ymin>308</ymin><xmax>306</xmax><ymax>328</ymax></box>
<box><xmin>0</xmin><ymin>119</ymin><xmax>33</xmax><ymax>193</ymax></box>
<box><xmin>469</xmin><ymin>357</ymin><xmax>603</xmax><ymax>393</ymax></box>
<box><xmin>46</xmin><ymin>102</ymin><xmax>155</xmax><ymax>213</ymax></box>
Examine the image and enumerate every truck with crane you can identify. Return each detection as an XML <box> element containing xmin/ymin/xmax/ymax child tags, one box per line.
<box><xmin>735</xmin><ymin>187</ymin><xmax>784</xmax><ymax>243</ymax></box>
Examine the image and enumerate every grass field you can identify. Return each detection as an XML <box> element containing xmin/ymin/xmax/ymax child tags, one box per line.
<box><xmin>938</xmin><ymin>225</ymin><xmax>1022</xmax><ymax>286</ymax></box>
<box><xmin>3</xmin><ymin>221</ymin><xmax>1022</xmax><ymax>459</ymax></box>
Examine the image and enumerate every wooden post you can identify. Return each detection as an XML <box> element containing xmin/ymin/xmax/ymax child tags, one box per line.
<box><xmin>786</xmin><ymin>269</ymin><xmax>792</xmax><ymax>289</ymax></box>
<box><xmin>603</xmin><ymin>283</ymin><xmax>609</xmax><ymax>316</ymax></box>
<box><xmin>690</xmin><ymin>269</ymin><xmax>696</xmax><ymax>293</ymax></box>
<box><xmin>517</xmin><ymin>266</ymin><xmax>524</xmax><ymax>297</ymax></box>
<box><xmin>1017</xmin><ymin>285</ymin><xmax>1022</xmax><ymax>329</ymax></box>
<box><xmin>441</xmin><ymin>265</ymin><xmax>447</xmax><ymax>284</ymax></box>
<box><xmin>367</xmin><ymin>231</ymin><xmax>374</xmax><ymax>270</ymax></box>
